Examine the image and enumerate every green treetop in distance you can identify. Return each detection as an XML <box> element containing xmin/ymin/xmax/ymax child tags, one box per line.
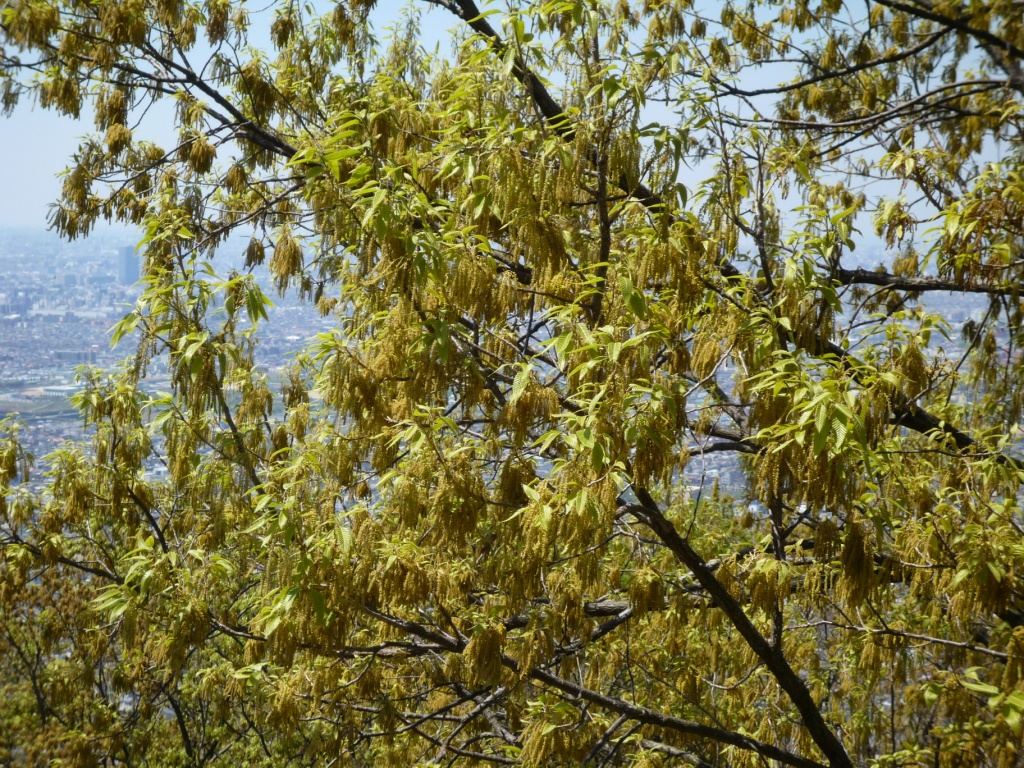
<box><xmin>2</xmin><ymin>0</ymin><xmax>1024</xmax><ymax>766</ymax></box>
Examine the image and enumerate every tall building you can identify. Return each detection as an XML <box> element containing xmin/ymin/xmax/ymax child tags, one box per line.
<box><xmin>118</xmin><ymin>246</ymin><xmax>139</xmax><ymax>285</ymax></box>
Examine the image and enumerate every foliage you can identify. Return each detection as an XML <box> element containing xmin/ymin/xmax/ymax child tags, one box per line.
<box><xmin>3</xmin><ymin>0</ymin><xmax>1024</xmax><ymax>766</ymax></box>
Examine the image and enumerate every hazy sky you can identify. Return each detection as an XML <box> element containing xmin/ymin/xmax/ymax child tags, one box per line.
<box><xmin>0</xmin><ymin>17</ymin><xmax>794</xmax><ymax>241</ymax></box>
<box><xmin>0</xmin><ymin>4</ymin><xmax>452</xmax><ymax>233</ymax></box>
<box><xmin>0</xmin><ymin>7</ymin><xmax>835</xmax><ymax>246</ymax></box>
<box><xmin>0</xmin><ymin>105</ymin><xmax>99</xmax><ymax>230</ymax></box>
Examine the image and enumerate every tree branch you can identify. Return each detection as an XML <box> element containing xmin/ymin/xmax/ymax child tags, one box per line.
<box><xmin>622</xmin><ymin>496</ymin><xmax>854</xmax><ymax>768</ymax></box>
<box><xmin>837</xmin><ymin>267</ymin><xmax>1018</xmax><ymax>295</ymax></box>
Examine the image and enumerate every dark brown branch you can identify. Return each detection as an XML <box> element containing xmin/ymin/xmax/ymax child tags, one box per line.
<box><xmin>762</xmin><ymin>80</ymin><xmax>1006</xmax><ymax>131</ymax></box>
<box><xmin>715</xmin><ymin>30</ymin><xmax>947</xmax><ymax>98</ymax></box>
<box><xmin>872</xmin><ymin>0</ymin><xmax>1024</xmax><ymax>63</ymax></box>
<box><xmin>622</xmin><ymin>496</ymin><xmax>854</xmax><ymax>768</ymax></box>
<box><xmin>138</xmin><ymin>41</ymin><xmax>297</xmax><ymax>160</ymax></box>
<box><xmin>166</xmin><ymin>692</ymin><xmax>196</xmax><ymax>762</ymax></box>
<box><xmin>445</xmin><ymin>0</ymin><xmax>572</xmax><ymax>137</ymax></box>
<box><xmin>522</xmin><ymin>661</ymin><xmax>828</xmax><ymax>768</ymax></box>
<box><xmin>837</xmin><ymin>267</ymin><xmax>1018</xmax><ymax>295</ymax></box>
<box><xmin>696</xmin><ymin>439</ymin><xmax>759</xmax><ymax>455</ymax></box>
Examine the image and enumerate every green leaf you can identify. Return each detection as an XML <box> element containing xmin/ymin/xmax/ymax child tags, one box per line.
<box><xmin>511</xmin><ymin>364</ymin><xmax>531</xmax><ymax>403</ymax></box>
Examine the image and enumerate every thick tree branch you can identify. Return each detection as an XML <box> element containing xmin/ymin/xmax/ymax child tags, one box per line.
<box><xmin>522</xmin><ymin>661</ymin><xmax>828</xmax><ymax>768</ymax></box>
<box><xmin>622</xmin><ymin>496</ymin><xmax>854</xmax><ymax>768</ymax></box>
<box><xmin>837</xmin><ymin>267</ymin><xmax>1018</xmax><ymax>295</ymax></box>
<box><xmin>872</xmin><ymin>0</ymin><xmax>1024</xmax><ymax>63</ymax></box>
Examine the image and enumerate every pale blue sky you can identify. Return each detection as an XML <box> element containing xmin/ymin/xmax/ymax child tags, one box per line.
<box><xmin>0</xmin><ymin>106</ymin><xmax>100</xmax><ymax>229</ymax></box>
<box><xmin>0</xmin><ymin>2</ymin><xmax>451</xmax><ymax>231</ymax></box>
<box><xmin>0</xmin><ymin>4</ymin><xmax>889</xmax><ymax>245</ymax></box>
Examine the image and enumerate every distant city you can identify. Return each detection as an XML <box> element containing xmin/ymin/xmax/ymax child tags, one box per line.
<box><xmin>0</xmin><ymin>227</ymin><xmax>990</xmax><ymax>496</ymax></box>
<box><xmin>0</xmin><ymin>228</ymin><xmax>334</xmax><ymax>476</ymax></box>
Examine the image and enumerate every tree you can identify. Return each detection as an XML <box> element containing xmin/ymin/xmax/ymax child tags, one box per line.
<box><xmin>2</xmin><ymin>0</ymin><xmax>1024</xmax><ymax>765</ymax></box>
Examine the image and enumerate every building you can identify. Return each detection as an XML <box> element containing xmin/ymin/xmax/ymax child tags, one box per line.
<box><xmin>118</xmin><ymin>246</ymin><xmax>139</xmax><ymax>285</ymax></box>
